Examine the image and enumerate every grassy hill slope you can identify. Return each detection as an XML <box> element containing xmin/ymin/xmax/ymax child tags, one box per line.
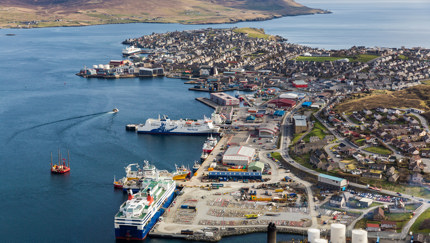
<box><xmin>0</xmin><ymin>0</ymin><xmax>328</xmax><ymax>28</ymax></box>
<box><xmin>334</xmin><ymin>84</ymin><xmax>430</xmax><ymax>121</ymax></box>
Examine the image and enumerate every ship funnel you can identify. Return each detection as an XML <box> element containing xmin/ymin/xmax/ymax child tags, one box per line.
<box><xmin>127</xmin><ymin>189</ymin><xmax>134</xmax><ymax>200</ymax></box>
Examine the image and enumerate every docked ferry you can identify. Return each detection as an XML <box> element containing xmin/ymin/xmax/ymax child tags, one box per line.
<box><xmin>114</xmin><ymin>177</ymin><xmax>176</xmax><ymax>241</ymax></box>
<box><xmin>136</xmin><ymin>115</ymin><xmax>220</xmax><ymax>135</ymax></box>
<box><xmin>122</xmin><ymin>45</ymin><xmax>142</xmax><ymax>56</ymax></box>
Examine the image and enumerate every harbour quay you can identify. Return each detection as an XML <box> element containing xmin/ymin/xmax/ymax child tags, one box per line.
<box><xmin>76</xmin><ymin>60</ymin><xmax>165</xmax><ymax>78</ymax></box>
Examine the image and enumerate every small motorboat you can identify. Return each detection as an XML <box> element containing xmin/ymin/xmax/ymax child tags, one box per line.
<box><xmin>112</xmin><ymin>108</ymin><xmax>119</xmax><ymax>113</ymax></box>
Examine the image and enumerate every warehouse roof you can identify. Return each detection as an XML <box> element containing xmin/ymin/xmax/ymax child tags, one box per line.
<box><xmin>319</xmin><ymin>173</ymin><xmax>345</xmax><ymax>182</ymax></box>
<box><xmin>248</xmin><ymin>161</ymin><xmax>264</xmax><ymax>170</ymax></box>
<box><xmin>293</xmin><ymin>115</ymin><xmax>307</xmax><ymax>127</ymax></box>
<box><xmin>224</xmin><ymin>146</ymin><xmax>255</xmax><ymax>157</ymax></box>
<box><xmin>208</xmin><ymin>172</ymin><xmax>262</xmax><ymax>177</ymax></box>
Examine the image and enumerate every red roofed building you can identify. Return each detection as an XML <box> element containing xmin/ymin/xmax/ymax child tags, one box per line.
<box><xmin>366</xmin><ymin>223</ymin><xmax>380</xmax><ymax>232</ymax></box>
<box><xmin>292</xmin><ymin>80</ymin><xmax>308</xmax><ymax>88</ymax></box>
<box><xmin>268</xmin><ymin>99</ymin><xmax>296</xmax><ymax>108</ymax></box>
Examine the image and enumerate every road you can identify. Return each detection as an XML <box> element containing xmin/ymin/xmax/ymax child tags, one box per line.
<box><xmin>278</xmin><ymin>103</ymin><xmax>430</xmax><ymax>239</ymax></box>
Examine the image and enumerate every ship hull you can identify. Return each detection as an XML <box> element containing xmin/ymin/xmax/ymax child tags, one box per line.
<box><xmin>172</xmin><ymin>173</ymin><xmax>188</xmax><ymax>181</ymax></box>
<box><xmin>115</xmin><ymin>189</ymin><xmax>175</xmax><ymax>241</ymax></box>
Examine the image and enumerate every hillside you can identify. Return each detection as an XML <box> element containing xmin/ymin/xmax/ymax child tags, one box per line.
<box><xmin>334</xmin><ymin>84</ymin><xmax>430</xmax><ymax>121</ymax></box>
<box><xmin>0</xmin><ymin>0</ymin><xmax>328</xmax><ymax>28</ymax></box>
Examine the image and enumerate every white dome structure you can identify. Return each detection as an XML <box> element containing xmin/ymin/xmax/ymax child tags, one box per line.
<box><xmin>307</xmin><ymin>228</ymin><xmax>320</xmax><ymax>243</ymax></box>
<box><xmin>279</xmin><ymin>92</ymin><xmax>298</xmax><ymax>99</ymax></box>
<box><xmin>314</xmin><ymin>239</ymin><xmax>328</xmax><ymax>243</ymax></box>
<box><xmin>330</xmin><ymin>223</ymin><xmax>346</xmax><ymax>243</ymax></box>
<box><xmin>351</xmin><ymin>229</ymin><xmax>368</xmax><ymax>243</ymax></box>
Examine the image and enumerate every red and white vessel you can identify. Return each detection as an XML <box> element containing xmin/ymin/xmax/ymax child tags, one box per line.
<box><xmin>202</xmin><ymin>135</ymin><xmax>218</xmax><ymax>153</ymax></box>
<box><xmin>51</xmin><ymin>150</ymin><xmax>70</xmax><ymax>174</ymax></box>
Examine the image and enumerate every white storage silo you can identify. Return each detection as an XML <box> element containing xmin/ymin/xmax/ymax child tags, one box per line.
<box><xmin>352</xmin><ymin>229</ymin><xmax>368</xmax><ymax>243</ymax></box>
<box><xmin>307</xmin><ymin>228</ymin><xmax>320</xmax><ymax>243</ymax></box>
<box><xmin>314</xmin><ymin>239</ymin><xmax>328</xmax><ymax>243</ymax></box>
<box><xmin>330</xmin><ymin>223</ymin><xmax>346</xmax><ymax>243</ymax></box>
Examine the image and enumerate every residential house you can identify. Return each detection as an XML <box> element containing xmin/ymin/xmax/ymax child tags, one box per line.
<box><xmin>380</xmin><ymin>220</ymin><xmax>397</xmax><ymax>231</ymax></box>
<box><xmin>411</xmin><ymin>173</ymin><xmax>423</xmax><ymax>185</ymax></box>
<box><xmin>373</xmin><ymin>207</ymin><xmax>385</xmax><ymax>221</ymax></box>
<box><xmin>388</xmin><ymin>173</ymin><xmax>400</xmax><ymax>183</ymax></box>
<box><xmin>367</xmin><ymin>223</ymin><xmax>381</xmax><ymax>232</ymax></box>
<box><xmin>329</xmin><ymin>195</ymin><xmax>346</xmax><ymax>208</ymax></box>
<box><xmin>369</xmin><ymin>163</ymin><xmax>387</xmax><ymax>171</ymax></box>
<box><xmin>363</xmin><ymin>172</ymin><xmax>382</xmax><ymax>179</ymax></box>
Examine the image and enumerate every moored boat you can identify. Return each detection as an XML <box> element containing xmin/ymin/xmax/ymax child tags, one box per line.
<box><xmin>192</xmin><ymin>161</ymin><xmax>200</xmax><ymax>174</ymax></box>
<box><xmin>172</xmin><ymin>164</ymin><xmax>190</xmax><ymax>181</ymax></box>
<box><xmin>200</xmin><ymin>152</ymin><xmax>208</xmax><ymax>162</ymax></box>
<box><xmin>113</xmin><ymin>161</ymin><xmax>169</xmax><ymax>192</ymax></box>
<box><xmin>51</xmin><ymin>150</ymin><xmax>70</xmax><ymax>174</ymax></box>
<box><xmin>202</xmin><ymin>135</ymin><xmax>218</xmax><ymax>153</ymax></box>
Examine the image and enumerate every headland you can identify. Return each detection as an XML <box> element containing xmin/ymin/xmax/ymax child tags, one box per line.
<box><xmin>0</xmin><ymin>0</ymin><xmax>329</xmax><ymax>29</ymax></box>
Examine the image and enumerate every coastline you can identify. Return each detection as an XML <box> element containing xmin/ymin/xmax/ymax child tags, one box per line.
<box><xmin>0</xmin><ymin>9</ymin><xmax>330</xmax><ymax>30</ymax></box>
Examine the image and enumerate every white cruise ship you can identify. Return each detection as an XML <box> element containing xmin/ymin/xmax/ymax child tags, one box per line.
<box><xmin>114</xmin><ymin>177</ymin><xmax>176</xmax><ymax>240</ymax></box>
<box><xmin>137</xmin><ymin>115</ymin><xmax>220</xmax><ymax>135</ymax></box>
<box><xmin>122</xmin><ymin>45</ymin><xmax>142</xmax><ymax>55</ymax></box>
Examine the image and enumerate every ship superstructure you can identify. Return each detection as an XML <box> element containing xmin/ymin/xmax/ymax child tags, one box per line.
<box><xmin>114</xmin><ymin>177</ymin><xmax>176</xmax><ymax>240</ymax></box>
<box><xmin>137</xmin><ymin>115</ymin><xmax>220</xmax><ymax>135</ymax></box>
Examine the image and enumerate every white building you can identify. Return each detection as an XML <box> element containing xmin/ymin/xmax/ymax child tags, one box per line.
<box><xmin>210</xmin><ymin>92</ymin><xmax>240</xmax><ymax>106</ymax></box>
<box><xmin>318</xmin><ymin>174</ymin><xmax>348</xmax><ymax>190</ymax></box>
<box><xmin>222</xmin><ymin>146</ymin><xmax>256</xmax><ymax>166</ymax></box>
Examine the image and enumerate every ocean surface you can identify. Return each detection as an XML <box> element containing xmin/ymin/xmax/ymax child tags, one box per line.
<box><xmin>0</xmin><ymin>0</ymin><xmax>429</xmax><ymax>242</ymax></box>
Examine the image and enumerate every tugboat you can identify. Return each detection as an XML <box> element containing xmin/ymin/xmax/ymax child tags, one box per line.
<box><xmin>51</xmin><ymin>150</ymin><xmax>70</xmax><ymax>174</ymax></box>
<box><xmin>192</xmin><ymin>161</ymin><xmax>200</xmax><ymax>175</ymax></box>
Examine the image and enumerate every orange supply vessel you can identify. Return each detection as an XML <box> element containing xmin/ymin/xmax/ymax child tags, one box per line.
<box><xmin>51</xmin><ymin>150</ymin><xmax>70</xmax><ymax>174</ymax></box>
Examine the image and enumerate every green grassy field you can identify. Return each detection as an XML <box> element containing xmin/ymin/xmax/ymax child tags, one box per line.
<box><xmin>386</xmin><ymin>212</ymin><xmax>412</xmax><ymax>221</ymax></box>
<box><xmin>294</xmin><ymin>54</ymin><xmax>379</xmax><ymax>63</ymax></box>
<box><xmin>303</xmin><ymin>117</ymin><xmax>328</xmax><ymax>142</ymax></box>
<box><xmin>294</xmin><ymin>56</ymin><xmax>344</xmax><ymax>62</ymax></box>
<box><xmin>359</xmin><ymin>178</ymin><xmax>430</xmax><ymax>198</ymax></box>
<box><xmin>232</xmin><ymin>28</ymin><xmax>272</xmax><ymax>39</ymax></box>
<box><xmin>271</xmin><ymin>152</ymin><xmax>282</xmax><ymax>161</ymax></box>
<box><xmin>354</xmin><ymin>138</ymin><xmax>366</xmax><ymax>147</ymax></box>
<box><xmin>410</xmin><ymin>208</ymin><xmax>430</xmax><ymax>233</ymax></box>
<box><xmin>363</xmin><ymin>146</ymin><xmax>392</xmax><ymax>155</ymax></box>
<box><xmin>291</xmin><ymin>131</ymin><xmax>307</xmax><ymax>145</ymax></box>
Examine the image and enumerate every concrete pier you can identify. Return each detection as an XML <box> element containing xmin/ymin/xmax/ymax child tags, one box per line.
<box><xmin>195</xmin><ymin>97</ymin><xmax>219</xmax><ymax>109</ymax></box>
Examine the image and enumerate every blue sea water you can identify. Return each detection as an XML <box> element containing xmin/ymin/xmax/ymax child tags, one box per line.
<box><xmin>0</xmin><ymin>0</ymin><xmax>429</xmax><ymax>242</ymax></box>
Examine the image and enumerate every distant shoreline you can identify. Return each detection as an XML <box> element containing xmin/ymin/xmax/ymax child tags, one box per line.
<box><xmin>0</xmin><ymin>4</ymin><xmax>330</xmax><ymax>29</ymax></box>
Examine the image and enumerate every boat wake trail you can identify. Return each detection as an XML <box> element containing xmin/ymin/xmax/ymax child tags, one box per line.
<box><xmin>8</xmin><ymin>111</ymin><xmax>112</xmax><ymax>142</ymax></box>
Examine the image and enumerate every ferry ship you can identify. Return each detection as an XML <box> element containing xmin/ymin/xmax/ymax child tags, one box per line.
<box><xmin>202</xmin><ymin>135</ymin><xmax>218</xmax><ymax>153</ymax></box>
<box><xmin>122</xmin><ymin>45</ymin><xmax>142</xmax><ymax>56</ymax></box>
<box><xmin>136</xmin><ymin>115</ymin><xmax>220</xmax><ymax>136</ymax></box>
<box><xmin>114</xmin><ymin>177</ymin><xmax>176</xmax><ymax>240</ymax></box>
